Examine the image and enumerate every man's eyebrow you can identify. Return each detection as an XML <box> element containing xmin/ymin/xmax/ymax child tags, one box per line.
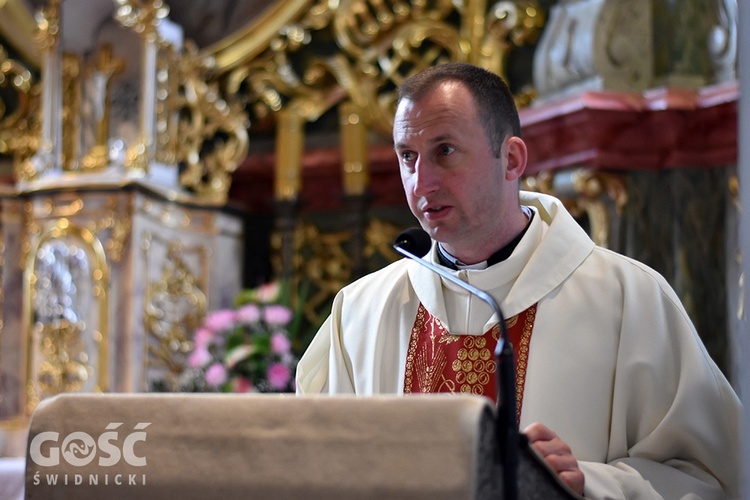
<box><xmin>430</xmin><ymin>134</ymin><xmax>453</xmax><ymax>144</ymax></box>
<box><xmin>395</xmin><ymin>133</ymin><xmax>455</xmax><ymax>150</ymax></box>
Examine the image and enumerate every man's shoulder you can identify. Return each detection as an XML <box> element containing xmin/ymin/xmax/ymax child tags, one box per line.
<box><xmin>340</xmin><ymin>258</ymin><xmax>412</xmax><ymax>294</ymax></box>
<box><xmin>332</xmin><ymin>259</ymin><xmax>416</xmax><ymax>317</ymax></box>
<box><xmin>587</xmin><ymin>245</ymin><xmax>678</xmax><ymax>296</ymax></box>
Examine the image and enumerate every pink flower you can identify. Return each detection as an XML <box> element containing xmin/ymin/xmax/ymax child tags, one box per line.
<box><xmin>232</xmin><ymin>377</ymin><xmax>254</xmax><ymax>393</ymax></box>
<box><xmin>236</xmin><ymin>303</ymin><xmax>261</xmax><ymax>324</ymax></box>
<box><xmin>263</xmin><ymin>305</ymin><xmax>292</xmax><ymax>325</ymax></box>
<box><xmin>193</xmin><ymin>327</ymin><xmax>213</xmax><ymax>350</ymax></box>
<box><xmin>205</xmin><ymin>363</ymin><xmax>228</xmax><ymax>387</ymax></box>
<box><xmin>187</xmin><ymin>346</ymin><xmax>212</xmax><ymax>368</ymax></box>
<box><xmin>266</xmin><ymin>363</ymin><xmax>291</xmax><ymax>390</ymax></box>
<box><xmin>270</xmin><ymin>332</ymin><xmax>292</xmax><ymax>355</ymax></box>
<box><xmin>203</xmin><ymin>309</ymin><xmax>236</xmax><ymax>332</ymax></box>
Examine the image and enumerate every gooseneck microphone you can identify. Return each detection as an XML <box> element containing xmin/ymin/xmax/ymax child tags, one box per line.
<box><xmin>393</xmin><ymin>227</ymin><xmax>519</xmax><ymax>500</ymax></box>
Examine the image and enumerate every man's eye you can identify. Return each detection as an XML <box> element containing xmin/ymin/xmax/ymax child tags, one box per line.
<box><xmin>401</xmin><ymin>151</ymin><xmax>415</xmax><ymax>162</ymax></box>
<box><xmin>439</xmin><ymin>145</ymin><xmax>455</xmax><ymax>156</ymax></box>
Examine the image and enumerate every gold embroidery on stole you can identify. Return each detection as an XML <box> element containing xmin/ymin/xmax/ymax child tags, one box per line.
<box><xmin>404</xmin><ymin>303</ymin><xmax>538</xmax><ymax>424</ymax></box>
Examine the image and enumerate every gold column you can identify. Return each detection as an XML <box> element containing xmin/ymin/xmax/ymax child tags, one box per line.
<box><xmin>339</xmin><ymin>100</ymin><xmax>370</xmax><ymax>279</ymax></box>
<box><xmin>274</xmin><ymin>107</ymin><xmax>305</xmax><ymax>280</ymax></box>
<box><xmin>339</xmin><ymin>101</ymin><xmax>369</xmax><ymax>196</ymax></box>
<box><xmin>463</xmin><ymin>0</ymin><xmax>488</xmax><ymax>64</ymax></box>
<box><xmin>30</xmin><ymin>0</ymin><xmax>62</xmax><ymax>177</ymax></box>
<box><xmin>275</xmin><ymin>108</ymin><xmax>304</xmax><ymax>201</ymax></box>
<box><xmin>84</xmin><ymin>44</ymin><xmax>124</xmax><ymax>170</ymax></box>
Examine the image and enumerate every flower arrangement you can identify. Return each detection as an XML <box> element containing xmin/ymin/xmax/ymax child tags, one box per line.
<box><xmin>179</xmin><ymin>282</ymin><xmax>297</xmax><ymax>393</ymax></box>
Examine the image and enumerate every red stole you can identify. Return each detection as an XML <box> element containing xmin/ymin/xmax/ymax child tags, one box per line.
<box><xmin>403</xmin><ymin>303</ymin><xmax>537</xmax><ymax>423</ymax></box>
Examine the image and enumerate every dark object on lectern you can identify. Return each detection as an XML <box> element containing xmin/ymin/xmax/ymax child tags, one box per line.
<box><xmin>24</xmin><ymin>394</ymin><xmax>577</xmax><ymax>500</ymax></box>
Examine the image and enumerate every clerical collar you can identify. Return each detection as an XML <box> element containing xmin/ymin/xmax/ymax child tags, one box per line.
<box><xmin>437</xmin><ymin>207</ymin><xmax>534</xmax><ymax>270</ymax></box>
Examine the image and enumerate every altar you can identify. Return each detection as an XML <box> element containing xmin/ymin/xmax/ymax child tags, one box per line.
<box><xmin>0</xmin><ymin>0</ymin><xmax>248</xmax><ymax>450</ymax></box>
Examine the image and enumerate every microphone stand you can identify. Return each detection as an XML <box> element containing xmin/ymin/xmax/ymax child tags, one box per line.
<box><xmin>393</xmin><ymin>243</ymin><xmax>519</xmax><ymax>500</ymax></box>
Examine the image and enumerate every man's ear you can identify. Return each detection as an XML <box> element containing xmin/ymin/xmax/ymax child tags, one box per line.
<box><xmin>504</xmin><ymin>136</ymin><xmax>528</xmax><ymax>181</ymax></box>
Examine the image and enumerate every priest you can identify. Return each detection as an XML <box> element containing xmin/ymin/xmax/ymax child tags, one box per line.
<box><xmin>296</xmin><ymin>62</ymin><xmax>740</xmax><ymax>499</ymax></box>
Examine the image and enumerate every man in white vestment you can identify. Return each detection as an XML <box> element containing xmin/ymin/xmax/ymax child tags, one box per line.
<box><xmin>296</xmin><ymin>62</ymin><xmax>740</xmax><ymax>499</ymax></box>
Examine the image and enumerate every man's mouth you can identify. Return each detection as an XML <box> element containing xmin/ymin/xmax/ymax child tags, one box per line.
<box><xmin>422</xmin><ymin>205</ymin><xmax>450</xmax><ymax>219</ymax></box>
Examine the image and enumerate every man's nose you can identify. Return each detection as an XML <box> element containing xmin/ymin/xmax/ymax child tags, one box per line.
<box><xmin>412</xmin><ymin>158</ymin><xmax>440</xmax><ymax>197</ymax></box>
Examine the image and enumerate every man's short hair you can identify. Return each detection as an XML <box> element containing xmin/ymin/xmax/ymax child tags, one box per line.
<box><xmin>396</xmin><ymin>62</ymin><xmax>521</xmax><ymax>157</ymax></box>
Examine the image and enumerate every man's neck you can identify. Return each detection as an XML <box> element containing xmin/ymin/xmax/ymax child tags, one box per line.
<box><xmin>438</xmin><ymin>207</ymin><xmax>534</xmax><ymax>270</ymax></box>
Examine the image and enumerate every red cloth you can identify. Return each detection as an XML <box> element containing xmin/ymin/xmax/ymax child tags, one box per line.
<box><xmin>404</xmin><ymin>303</ymin><xmax>537</xmax><ymax>422</ymax></box>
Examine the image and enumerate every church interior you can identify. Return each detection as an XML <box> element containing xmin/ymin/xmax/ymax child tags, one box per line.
<box><xmin>0</xmin><ymin>0</ymin><xmax>746</xmax><ymax>497</ymax></box>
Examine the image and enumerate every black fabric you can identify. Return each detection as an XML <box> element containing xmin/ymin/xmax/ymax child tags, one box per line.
<box><xmin>437</xmin><ymin>212</ymin><xmax>535</xmax><ymax>270</ymax></box>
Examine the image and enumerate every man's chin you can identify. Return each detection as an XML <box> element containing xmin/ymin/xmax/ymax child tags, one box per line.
<box><xmin>422</xmin><ymin>225</ymin><xmax>451</xmax><ymax>244</ymax></box>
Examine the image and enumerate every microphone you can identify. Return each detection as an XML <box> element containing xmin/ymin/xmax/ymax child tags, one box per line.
<box><xmin>393</xmin><ymin>227</ymin><xmax>433</xmax><ymax>257</ymax></box>
<box><xmin>393</xmin><ymin>227</ymin><xmax>519</xmax><ymax>500</ymax></box>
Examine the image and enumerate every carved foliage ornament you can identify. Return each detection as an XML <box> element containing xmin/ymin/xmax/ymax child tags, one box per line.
<box><xmin>114</xmin><ymin>0</ymin><xmax>170</xmax><ymax>41</ymax></box>
<box><xmin>143</xmin><ymin>233</ymin><xmax>208</xmax><ymax>388</ymax></box>
<box><xmin>0</xmin><ymin>44</ymin><xmax>40</xmax><ymax>173</ymax></box>
<box><xmin>171</xmin><ymin>43</ymin><xmax>250</xmax><ymax>203</ymax></box>
<box><xmin>271</xmin><ymin>216</ymin><xmax>404</xmax><ymax>330</ymax></box>
<box><xmin>212</xmin><ymin>0</ymin><xmax>545</xmax><ymax>136</ymax></box>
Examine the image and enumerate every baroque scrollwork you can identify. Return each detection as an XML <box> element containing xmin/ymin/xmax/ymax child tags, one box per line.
<box><xmin>0</xmin><ymin>44</ymin><xmax>40</xmax><ymax>177</ymax></box>
<box><xmin>273</xmin><ymin>220</ymin><xmax>353</xmax><ymax>327</ymax></box>
<box><xmin>6</xmin><ymin>0</ymin><xmax>544</xmax><ymax>204</ymax></box>
<box><xmin>113</xmin><ymin>0</ymin><xmax>170</xmax><ymax>42</ymax></box>
<box><xmin>171</xmin><ymin>43</ymin><xmax>250</xmax><ymax>203</ymax></box>
<box><xmin>34</xmin><ymin>319</ymin><xmax>91</xmax><ymax>397</ymax></box>
<box><xmin>33</xmin><ymin>0</ymin><xmax>61</xmax><ymax>51</ymax></box>
<box><xmin>143</xmin><ymin>234</ymin><xmax>208</xmax><ymax>386</ymax></box>
<box><xmin>272</xmin><ymin>216</ymin><xmax>408</xmax><ymax>333</ymax></box>
<box><xmin>210</xmin><ymin>0</ymin><xmax>545</xmax><ymax>136</ymax></box>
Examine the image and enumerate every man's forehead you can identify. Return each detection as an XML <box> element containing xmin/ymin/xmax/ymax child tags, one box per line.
<box><xmin>393</xmin><ymin>103</ymin><xmax>467</xmax><ymax>142</ymax></box>
<box><xmin>397</xmin><ymin>80</ymin><xmax>467</xmax><ymax>108</ymax></box>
